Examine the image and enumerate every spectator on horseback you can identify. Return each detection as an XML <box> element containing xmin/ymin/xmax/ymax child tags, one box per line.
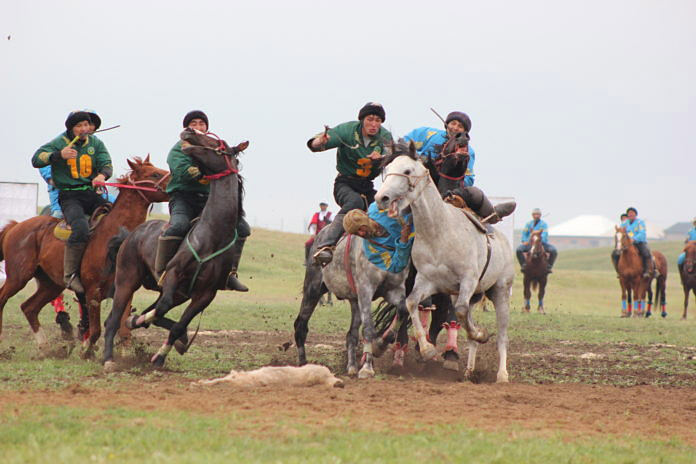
<box><xmin>307</xmin><ymin>102</ymin><xmax>393</xmax><ymax>265</ymax></box>
<box><xmin>305</xmin><ymin>202</ymin><xmax>332</xmax><ymax>263</ymax></box>
<box><xmin>32</xmin><ymin>111</ymin><xmax>113</xmax><ymax>294</ymax></box>
<box><xmin>677</xmin><ymin>217</ymin><xmax>696</xmax><ymax>274</ymax></box>
<box><xmin>516</xmin><ymin>208</ymin><xmax>557</xmax><ymax>273</ymax></box>
<box><xmin>404</xmin><ymin>111</ymin><xmax>515</xmax><ymax>223</ymax></box>
<box><xmin>155</xmin><ymin>110</ymin><xmax>250</xmax><ymax>292</ymax></box>
<box><xmin>613</xmin><ymin>207</ymin><xmax>651</xmax><ymax>278</ymax></box>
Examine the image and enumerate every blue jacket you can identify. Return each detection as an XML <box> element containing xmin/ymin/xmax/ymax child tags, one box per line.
<box><xmin>403</xmin><ymin>127</ymin><xmax>475</xmax><ymax>186</ymax></box>
<box><xmin>622</xmin><ymin>218</ymin><xmax>647</xmax><ymax>243</ymax></box>
<box><xmin>687</xmin><ymin>227</ymin><xmax>696</xmax><ymax>242</ymax></box>
<box><xmin>362</xmin><ymin>202</ymin><xmax>415</xmax><ymax>273</ymax></box>
<box><xmin>521</xmin><ymin>219</ymin><xmax>549</xmax><ymax>244</ymax></box>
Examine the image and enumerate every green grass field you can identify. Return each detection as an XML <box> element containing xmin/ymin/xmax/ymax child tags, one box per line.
<box><xmin>1</xmin><ymin>228</ymin><xmax>695</xmax><ymax>463</ymax></box>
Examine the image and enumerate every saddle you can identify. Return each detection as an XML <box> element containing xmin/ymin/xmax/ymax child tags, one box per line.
<box><xmin>444</xmin><ymin>195</ymin><xmax>494</xmax><ymax>236</ymax></box>
<box><xmin>53</xmin><ymin>203</ymin><xmax>112</xmax><ymax>241</ymax></box>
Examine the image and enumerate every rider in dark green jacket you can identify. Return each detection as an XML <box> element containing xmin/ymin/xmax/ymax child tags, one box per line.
<box><xmin>32</xmin><ymin>111</ymin><xmax>113</xmax><ymax>293</ymax></box>
<box><xmin>155</xmin><ymin>110</ymin><xmax>250</xmax><ymax>292</ymax></box>
<box><xmin>307</xmin><ymin>102</ymin><xmax>393</xmax><ymax>265</ymax></box>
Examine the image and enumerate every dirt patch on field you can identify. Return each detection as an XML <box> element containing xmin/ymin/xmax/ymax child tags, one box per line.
<box><xmin>3</xmin><ymin>378</ymin><xmax>696</xmax><ymax>445</ymax></box>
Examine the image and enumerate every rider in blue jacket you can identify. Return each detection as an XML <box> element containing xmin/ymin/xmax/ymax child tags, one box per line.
<box><xmin>612</xmin><ymin>207</ymin><xmax>652</xmax><ymax>278</ymax></box>
<box><xmin>403</xmin><ymin>111</ymin><xmax>515</xmax><ymax>223</ymax></box>
<box><xmin>677</xmin><ymin>217</ymin><xmax>696</xmax><ymax>272</ymax></box>
<box><xmin>516</xmin><ymin>208</ymin><xmax>557</xmax><ymax>273</ymax></box>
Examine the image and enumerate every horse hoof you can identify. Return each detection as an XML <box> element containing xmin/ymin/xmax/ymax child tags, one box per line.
<box><xmin>420</xmin><ymin>343</ymin><xmax>439</xmax><ymax>361</ymax></box>
<box><xmin>347</xmin><ymin>366</ymin><xmax>358</xmax><ymax>377</ymax></box>
<box><xmin>443</xmin><ymin>359</ymin><xmax>460</xmax><ymax>371</ymax></box>
<box><xmin>125</xmin><ymin>315</ymin><xmax>139</xmax><ymax>330</ymax></box>
<box><xmin>645</xmin><ymin>311</ymin><xmax>652</xmax><ymax>318</ymax></box>
<box><xmin>103</xmin><ymin>360</ymin><xmax>118</xmax><ymax>373</ymax></box>
<box><xmin>173</xmin><ymin>339</ymin><xmax>188</xmax><ymax>356</ymax></box>
<box><xmin>537</xmin><ymin>307</ymin><xmax>545</xmax><ymax>315</ymax></box>
<box><xmin>496</xmin><ymin>372</ymin><xmax>510</xmax><ymax>383</ymax></box>
<box><xmin>463</xmin><ymin>368</ymin><xmax>474</xmax><ymax>380</ymax></box>
<box><xmin>661</xmin><ymin>312</ymin><xmax>667</xmax><ymax>318</ymax></box>
<box><xmin>151</xmin><ymin>354</ymin><xmax>166</xmax><ymax>368</ymax></box>
<box><xmin>392</xmin><ymin>351</ymin><xmax>405</xmax><ymax>368</ymax></box>
<box><xmin>80</xmin><ymin>346</ymin><xmax>95</xmax><ymax>360</ymax></box>
<box><xmin>358</xmin><ymin>366</ymin><xmax>375</xmax><ymax>379</ymax></box>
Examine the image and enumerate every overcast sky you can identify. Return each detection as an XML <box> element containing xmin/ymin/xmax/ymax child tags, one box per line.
<box><xmin>2</xmin><ymin>0</ymin><xmax>694</xmax><ymax>233</ymax></box>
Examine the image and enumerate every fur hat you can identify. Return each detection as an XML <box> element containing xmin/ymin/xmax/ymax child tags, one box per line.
<box><xmin>183</xmin><ymin>110</ymin><xmax>209</xmax><ymax>129</ymax></box>
<box><xmin>532</xmin><ymin>208</ymin><xmax>542</xmax><ymax>215</ymax></box>
<box><xmin>343</xmin><ymin>209</ymin><xmax>381</xmax><ymax>236</ymax></box>
<box><xmin>358</xmin><ymin>102</ymin><xmax>385</xmax><ymax>122</ymax></box>
<box><xmin>445</xmin><ymin>111</ymin><xmax>472</xmax><ymax>133</ymax></box>
<box><xmin>626</xmin><ymin>207</ymin><xmax>638</xmax><ymax>215</ymax></box>
<box><xmin>65</xmin><ymin>111</ymin><xmax>92</xmax><ymax>133</ymax></box>
<box><xmin>83</xmin><ymin>109</ymin><xmax>101</xmax><ymax>130</ymax></box>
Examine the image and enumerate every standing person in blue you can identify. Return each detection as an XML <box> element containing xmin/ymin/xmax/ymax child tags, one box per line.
<box><xmin>677</xmin><ymin>217</ymin><xmax>696</xmax><ymax>274</ymax></box>
<box><xmin>155</xmin><ymin>110</ymin><xmax>250</xmax><ymax>292</ymax></box>
<box><xmin>307</xmin><ymin>102</ymin><xmax>393</xmax><ymax>265</ymax></box>
<box><xmin>612</xmin><ymin>207</ymin><xmax>652</xmax><ymax>278</ymax></box>
<box><xmin>32</xmin><ymin>111</ymin><xmax>113</xmax><ymax>293</ymax></box>
<box><xmin>516</xmin><ymin>208</ymin><xmax>557</xmax><ymax>273</ymax></box>
<box><xmin>403</xmin><ymin>111</ymin><xmax>515</xmax><ymax>223</ymax></box>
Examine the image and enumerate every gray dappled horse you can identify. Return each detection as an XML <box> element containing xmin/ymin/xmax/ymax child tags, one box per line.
<box><xmin>102</xmin><ymin>128</ymin><xmax>248</xmax><ymax>370</ymax></box>
<box><xmin>375</xmin><ymin>145</ymin><xmax>514</xmax><ymax>383</ymax></box>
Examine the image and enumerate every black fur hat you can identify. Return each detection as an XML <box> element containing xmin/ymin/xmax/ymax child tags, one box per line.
<box><xmin>65</xmin><ymin>111</ymin><xmax>92</xmax><ymax>133</ymax></box>
<box><xmin>183</xmin><ymin>110</ymin><xmax>209</xmax><ymax>129</ymax></box>
<box><xmin>358</xmin><ymin>102</ymin><xmax>385</xmax><ymax>122</ymax></box>
<box><xmin>445</xmin><ymin>111</ymin><xmax>472</xmax><ymax>133</ymax></box>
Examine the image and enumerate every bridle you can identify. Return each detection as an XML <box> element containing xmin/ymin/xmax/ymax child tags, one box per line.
<box><xmin>95</xmin><ymin>170</ymin><xmax>170</xmax><ymax>203</ymax></box>
<box><xmin>384</xmin><ymin>168</ymin><xmax>431</xmax><ymax>192</ymax></box>
<box><xmin>190</xmin><ymin>131</ymin><xmax>240</xmax><ymax>181</ymax></box>
<box><xmin>530</xmin><ymin>234</ymin><xmax>543</xmax><ymax>258</ymax></box>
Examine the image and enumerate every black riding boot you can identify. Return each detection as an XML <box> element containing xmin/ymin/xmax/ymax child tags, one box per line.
<box><xmin>547</xmin><ymin>248</ymin><xmax>558</xmax><ymax>273</ymax></box>
<box><xmin>459</xmin><ymin>186</ymin><xmax>516</xmax><ymax>224</ymax></box>
<box><xmin>155</xmin><ymin>235</ymin><xmax>184</xmax><ymax>279</ymax></box>
<box><xmin>63</xmin><ymin>242</ymin><xmax>88</xmax><ymax>294</ymax></box>
<box><xmin>224</xmin><ymin>238</ymin><xmax>248</xmax><ymax>291</ymax></box>
<box><xmin>313</xmin><ymin>213</ymin><xmax>345</xmax><ymax>265</ymax></box>
<box><xmin>641</xmin><ymin>253</ymin><xmax>651</xmax><ymax>278</ymax></box>
<box><xmin>516</xmin><ymin>248</ymin><xmax>527</xmax><ymax>273</ymax></box>
<box><xmin>611</xmin><ymin>251</ymin><xmax>620</xmax><ymax>277</ymax></box>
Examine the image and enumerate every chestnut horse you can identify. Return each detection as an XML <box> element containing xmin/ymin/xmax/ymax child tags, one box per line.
<box><xmin>679</xmin><ymin>241</ymin><xmax>696</xmax><ymax>319</ymax></box>
<box><xmin>522</xmin><ymin>229</ymin><xmax>548</xmax><ymax>314</ymax></box>
<box><xmin>613</xmin><ymin>226</ymin><xmax>667</xmax><ymax>317</ymax></box>
<box><xmin>0</xmin><ymin>157</ymin><xmax>169</xmax><ymax>354</ymax></box>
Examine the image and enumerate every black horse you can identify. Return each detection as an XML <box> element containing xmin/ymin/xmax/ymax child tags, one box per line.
<box><xmin>102</xmin><ymin>129</ymin><xmax>248</xmax><ymax>369</ymax></box>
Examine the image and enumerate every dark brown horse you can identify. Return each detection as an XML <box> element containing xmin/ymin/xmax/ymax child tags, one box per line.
<box><xmin>522</xmin><ymin>229</ymin><xmax>548</xmax><ymax>314</ymax></box>
<box><xmin>680</xmin><ymin>241</ymin><xmax>696</xmax><ymax>319</ymax></box>
<box><xmin>102</xmin><ymin>129</ymin><xmax>248</xmax><ymax>370</ymax></box>
<box><xmin>645</xmin><ymin>252</ymin><xmax>668</xmax><ymax>318</ymax></box>
<box><xmin>614</xmin><ymin>226</ymin><xmax>667</xmax><ymax>317</ymax></box>
<box><xmin>0</xmin><ymin>157</ymin><xmax>169</xmax><ymax>353</ymax></box>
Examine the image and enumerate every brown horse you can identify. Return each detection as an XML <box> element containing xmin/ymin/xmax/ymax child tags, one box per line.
<box><xmin>522</xmin><ymin>229</ymin><xmax>548</xmax><ymax>314</ymax></box>
<box><xmin>613</xmin><ymin>226</ymin><xmax>667</xmax><ymax>317</ymax></box>
<box><xmin>0</xmin><ymin>157</ymin><xmax>169</xmax><ymax>354</ymax></box>
<box><xmin>645</xmin><ymin>252</ymin><xmax>668</xmax><ymax>318</ymax></box>
<box><xmin>680</xmin><ymin>241</ymin><xmax>696</xmax><ymax>319</ymax></box>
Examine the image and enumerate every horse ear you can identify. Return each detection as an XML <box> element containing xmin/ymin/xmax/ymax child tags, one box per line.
<box><xmin>234</xmin><ymin>141</ymin><xmax>249</xmax><ymax>153</ymax></box>
<box><xmin>144</xmin><ymin>154</ymin><xmax>151</xmax><ymax>164</ymax></box>
<box><xmin>408</xmin><ymin>141</ymin><xmax>417</xmax><ymax>160</ymax></box>
<box><xmin>127</xmin><ymin>158</ymin><xmax>137</xmax><ymax>171</ymax></box>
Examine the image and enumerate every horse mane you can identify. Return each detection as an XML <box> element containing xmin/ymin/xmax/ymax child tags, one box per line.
<box><xmin>380</xmin><ymin>139</ymin><xmax>418</xmax><ymax>168</ymax></box>
<box><xmin>115</xmin><ymin>157</ymin><xmax>153</xmax><ymax>184</ymax></box>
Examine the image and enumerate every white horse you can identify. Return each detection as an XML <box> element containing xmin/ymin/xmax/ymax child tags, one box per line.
<box><xmin>374</xmin><ymin>146</ymin><xmax>514</xmax><ymax>383</ymax></box>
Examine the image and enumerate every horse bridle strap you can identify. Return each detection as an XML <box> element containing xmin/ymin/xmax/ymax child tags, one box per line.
<box><xmin>94</xmin><ymin>171</ymin><xmax>170</xmax><ymax>203</ymax></box>
<box><xmin>385</xmin><ymin>170</ymin><xmax>430</xmax><ymax>192</ymax></box>
<box><xmin>203</xmin><ymin>154</ymin><xmax>239</xmax><ymax>180</ymax></box>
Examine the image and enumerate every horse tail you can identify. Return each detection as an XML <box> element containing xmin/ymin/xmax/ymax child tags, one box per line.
<box><xmin>0</xmin><ymin>221</ymin><xmax>18</xmax><ymax>262</ymax></box>
<box><xmin>105</xmin><ymin>227</ymin><xmax>130</xmax><ymax>275</ymax></box>
<box><xmin>373</xmin><ymin>300</ymin><xmax>409</xmax><ymax>338</ymax></box>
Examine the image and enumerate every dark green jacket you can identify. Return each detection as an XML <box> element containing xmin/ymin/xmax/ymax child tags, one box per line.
<box><xmin>32</xmin><ymin>133</ymin><xmax>112</xmax><ymax>190</ymax></box>
<box><xmin>309</xmin><ymin>121</ymin><xmax>393</xmax><ymax>181</ymax></box>
<box><xmin>166</xmin><ymin>141</ymin><xmax>210</xmax><ymax>195</ymax></box>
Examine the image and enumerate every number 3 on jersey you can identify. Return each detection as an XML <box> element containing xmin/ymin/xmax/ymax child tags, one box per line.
<box><xmin>356</xmin><ymin>157</ymin><xmax>372</xmax><ymax>177</ymax></box>
<box><xmin>67</xmin><ymin>155</ymin><xmax>93</xmax><ymax>178</ymax></box>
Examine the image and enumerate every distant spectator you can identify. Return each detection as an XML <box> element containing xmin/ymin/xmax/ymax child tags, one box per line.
<box><xmin>305</xmin><ymin>202</ymin><xmax>333</xmax><ymax>263</ymax></box>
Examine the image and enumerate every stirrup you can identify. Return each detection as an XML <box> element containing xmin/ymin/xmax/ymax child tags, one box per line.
<box><xmin>312</xmin><ymin>246</ymin><xmax>334</xmax><ymax>266</ymax></box>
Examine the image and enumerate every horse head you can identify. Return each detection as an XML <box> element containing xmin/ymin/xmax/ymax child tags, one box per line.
<box><xmin>375</xmin><ymin>140</ymin><xmax>429</xmax><ymax>217</ymax></box>
<box><xmin>433</xmin><ymin>134</ymin><xmax>470</xmax><ymax>196</ymax></box>
<box><xmin>179</xmin><ymin>128</ymin><xmax>247</xmax><ymax>178</ymax></box>
<box><xmin>119</xmin><ymin>155</ymin><xmax>170</xmax><ymax>202</ymax></box>
<box><xmin>529</xmin><ymin>230</ymin><xmax>544</xmax><ymax>259</ymax></box>
<box><xmin>684</xmin><ymin>241</ymin><xmax>696</xmax><ymax>273</ymax></box>
<box><xmin>614</xmin><ymin>226</ymin><xmax>630</xmax><ymax>253</ymax></box>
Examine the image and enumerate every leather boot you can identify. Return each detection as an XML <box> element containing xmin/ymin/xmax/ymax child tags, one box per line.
<box><xmin>460</xmin><ymin>187</ymin><xmax>515</xmax><ymax>224</ymax></box>
<box><xmin>63</xmin><ymin>242</ymin><xmax>88</xmax><ymax>294</ymax></box>
<box><xmin>641</xmin><ymin>253</ymin><xmax>651</xmax><ymax>278</ymax></box>
<box><xmin>313</xmin><ymin>213</ymin><xmax>346</xmax><ymax>266</ymax></box>
<box><xmin>224</xmin><ymin>238</ymin><xmax>248</xmax><ymax>291</ymax></box>
<box><xmin>155</xmin><ymin>235</ymin><xmax>183</xmax><ymax>278</ymax></box>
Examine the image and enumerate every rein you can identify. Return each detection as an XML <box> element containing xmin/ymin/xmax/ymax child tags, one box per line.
<box><xmin>185</xmin><ymin>228</ymin><xmax>238</xmax><ymax>294</ymax></box>
<box><xmin>94</xmin><ymin>171</ymin><xmax>170</xmax><ymax>202</ymax></box>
